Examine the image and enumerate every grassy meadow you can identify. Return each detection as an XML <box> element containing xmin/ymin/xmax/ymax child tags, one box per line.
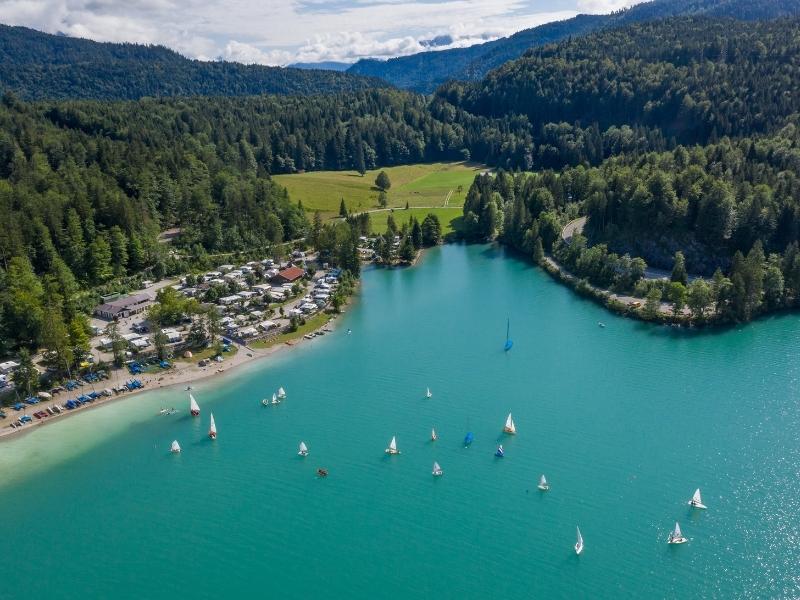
<box><xmin>368</xmin><ymin>207</ymin><xmax>464</xmax><ymax>237</ymax></box>
<box><xmin>274</xmin><ymin>162</ymin><xmax>484</xmax><ymax>220</ymax></box>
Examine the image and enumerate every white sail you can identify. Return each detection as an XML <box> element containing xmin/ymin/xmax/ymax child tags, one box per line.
<box><xmin>504</xmin><ymin>412</ymin><xmax>516</xmax><ymax>434</ymax></box>
<box><xmin>298</xmin><ymin>441</ymin><xmax>308</xmax><ymax>456</ymax></box>
<box><xmin>673</xmin><ymin>522</ymin><xmax>682</xmax><ymax>537</ymax></box>
<box><xmin>272</xmin><ymin>393</ymin><xmax>278</xmax><ymax>404</ymax></box>
<box><xmin>189</xmin><ymin>393</ymin><xmax>200</xmax><ymax>415</ymax></box>
<box><xmin>431</xmin><ymin>428</ymin><xmax>438</xmax><ymax>441</ymax></box>
<box><xmin>426</xmin><ymin>387</ymin><xmax>432</xmax><ymax>398</ymax></box>
<box><xmin>209</xmin><ymin>413</ymin><xmax>217</xmax><ymax>438</ymax></box>
<box><xmin>277</xmin><ymin>387</ymin><xmax>286</xmax><ymax>399</ymax></box>
<box><xmin>385</xmin><ymin>436</ymin><xmax>399</xmax><ymax>454</ymax></box>
<box><xmin>575</xmin><ymin>527</ymin><xmax>584</xmax><ymax>555</ymax></box>
<box><xmin>170</xmin><ymin>440</ymin><xmax>181</xmax><ymax>453</ymax></box>
<box><xmin>538</xmin><ymin>474</ymin><xmax>549</xmax><ymax>490</ymax></box>
<box><xmin>432</xmin><ymin>461</ymin><xmax>443</xmax><ymax>476</ymax></box>
<box><xmin>689</xmin><ymin>488</ymin><xmax>706</xmax><ymax>508</ymax></box>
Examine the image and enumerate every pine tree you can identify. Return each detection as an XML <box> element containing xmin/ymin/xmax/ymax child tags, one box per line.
<box><xmin>411</xmin><ymin>218</ymin><xmax>423</xmax><ymax>250</ymax></box>
<box><xmin>671</xmin><ymin>251</ymin><xmax>688</xmax><ymax>285</ymax></box>
<box><xmin>12</xmin><ymin>348</ymin><xmax>39</xmax><ymax>396</ymax></box>
<box><xmin>339</xmin><ymin>198</ymin><xmax>348</xmax><ymax>218</ymax></box>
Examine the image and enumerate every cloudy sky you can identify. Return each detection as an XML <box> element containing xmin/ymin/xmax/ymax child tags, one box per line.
<box><xmin>1</xmin><ymin>0</ymin><xmax>644</xmax><ymax>65</ymax></box>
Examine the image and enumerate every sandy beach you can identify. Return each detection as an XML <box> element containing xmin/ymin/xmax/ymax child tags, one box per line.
<box><xmin>0</xmin><ymin>312</ymin><xmax>344</xmax><ymax>442</ymax></box>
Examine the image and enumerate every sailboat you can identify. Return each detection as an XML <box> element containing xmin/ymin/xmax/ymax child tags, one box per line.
<box><xmin>495</xmin><ymin>444</ymin><xmax>505</xmax><ymax>458</ymax></box>
<box><xmin>426</xmin><ymin>387</ymin><xmax>432</xmax><ymax>399</ymax></box>
<box><xmin>668</xmin><ymin>522</ymin><xmax>688</xmax><ymax>544</ymax></box>
<box><xmin>170</xmin><ymin>440</ymin><xmax>181</xmax><ymax>453</ymax></box>
<box><xmin>208</xmin><ymin>413</ymin><xmax>217</xmax><ymax>440</ymax></box>
<box><xmin>432</xmin><ymin>461</ymin><xmax>443</xmax><ymax>476</ymax></box>
<box><xmin>503</xmin><ymin>412</ymin><xmax>516</xmax><ymax>435</ymax></box>
<box><xmin>431</xmin><ymin>428</ymin><xmax>438</xmax><ymax>441</ymax></box>
<box><xmin>277</xmin><ymin>387</ymin><xmax>287</xmax><ymax>399</ymax></box>
<box><xmin>464</xmin><ymin>432</ymin><xmax>474</xmax><ymax>447</ymax></box>
<box><xmin>575</xmin><ymin>527</ymin><xmax>584</xmax><ymax>555</ymax></box>
<box><xmin>261</xmin><ymin>397</ymin><xmax>269</xmax><ymax>406</ymax></box>
<box><xmin>504</xmin><ymin>318</ymin><xmax>513</xmax><ymax>351</ymax></box>
<box><xmin>271</xmin><ymin>393</ymin><xmax>279</xmax><ymax>405</ymax></box>
<box><xmin>538</xmin><ymin>474</ymin><xmax>549</xmax><ymax>491</ymax></box>
<box><xmin>189</xmin><ymin>393</ymin><xmax>200</xmax><ymax>416</ymax></box>
<box><xmin>385</xmin><ymin>436</ymin><xmax>400</xmax><ymax>455</ymax></box>
<box><xmin>298</xmin><ymin>441</ymin><xmax>309</xmax><ymax>456</ymax></box>
<box><xmin>688</xmin><ymin>488</ymin><xmax>707</xmax><ymax>509</ymax></box>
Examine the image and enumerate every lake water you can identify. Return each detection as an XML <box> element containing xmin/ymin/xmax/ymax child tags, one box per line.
<box><xmin>1</xmin><ymin>243</ymin><xmax>799</xmax><ymax>599</ymax></box>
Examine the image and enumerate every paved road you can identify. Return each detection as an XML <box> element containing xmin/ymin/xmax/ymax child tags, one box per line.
<box><xmin>561</xmin><ymin>217</ymin><xmax>587</xmax><ymax>243</ymax></box>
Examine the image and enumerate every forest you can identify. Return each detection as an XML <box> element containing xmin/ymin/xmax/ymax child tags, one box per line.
<box><xmin>0</xmin><ymin>25</ymin><xmax>383</xmax><ymax>101</ymax></box>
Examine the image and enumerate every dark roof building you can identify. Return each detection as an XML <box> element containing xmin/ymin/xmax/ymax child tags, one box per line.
<box><xmin>94</xmin><ymin>293</ymin><xmax>152</xmax><ymax>320</ymax></box>
<box><xmin>274</xmin><ymin>266</ymin><xmax>305</xmax><ymax>284</ymax></box>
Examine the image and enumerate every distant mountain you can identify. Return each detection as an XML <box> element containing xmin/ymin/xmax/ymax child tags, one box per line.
<box><xmin>347</xmin><ymin>0</ymin><xmax>800</xmax><ymax>92</ymax></box>
<box><xmin>0</xmin><ymin>25</ymin><xmax>385</xmax><ymax>100</ymax></box>
<box><xmin>289</xmin><ymin>61</ymin><xmax>352</xmax><ymax>72</ymax></box>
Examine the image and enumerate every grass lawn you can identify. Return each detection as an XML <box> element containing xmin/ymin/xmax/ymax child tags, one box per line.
<box><xmin>369</xmin><ymin>207</ymin><xmax>464</xmax><ymax>237</ymax></box>
<box><xmin>176</xmin><ymin>344</ymin><xmax>238</xmax><ymax>363</ymax></box>
<box><xmin>274</xmin><ymin>162</ymin><xmax>484</xmax><ymax>220</ymax></box>
<box><xmin>250</xmin><ymin>312</ymin><xmax>334</xmax><ymax>349</ymax></box>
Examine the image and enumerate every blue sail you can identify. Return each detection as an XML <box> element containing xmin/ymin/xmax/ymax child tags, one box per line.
<box><xmin>504</xmin><ymin>318</ymin><xmax>513</xmax><ymax>351</ymax></box>
<box><xmin>464</xmin><ymin>432</ymin><xmax>474</xmax><ymax>447</ymax></box>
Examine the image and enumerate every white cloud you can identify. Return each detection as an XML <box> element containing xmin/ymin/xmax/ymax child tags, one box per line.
<box><xmin>576</xmin><ymin>0</ymin><xmax>645</xmax><ymax>14</ymax></box>
<box><xmin>0</xmin><ymin>0</ymin><xmax>584</xmax><ymax>66</ymax></box>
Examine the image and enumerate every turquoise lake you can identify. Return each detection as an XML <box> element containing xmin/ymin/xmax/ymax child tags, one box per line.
<box><xmin>1</xmin><ymin>243</ymin><xmax>799</xmax><ymax>599</ymax></box>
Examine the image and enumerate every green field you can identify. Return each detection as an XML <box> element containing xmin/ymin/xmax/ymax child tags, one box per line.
<box><xmin>274</xmin><ymin>162</ymin><xmax>484</xmax><ymax>219</ymax></box>
<box><xmin>368</xmin><ymin>207</ymin><xmax>464</xmax><ymax>237</ymax></box>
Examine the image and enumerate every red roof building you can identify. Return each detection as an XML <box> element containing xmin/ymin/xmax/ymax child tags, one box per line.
<box><xmin>274</xmin><ymin>266</ymin><xmax>305</xmax><ymax>284</ymax></box>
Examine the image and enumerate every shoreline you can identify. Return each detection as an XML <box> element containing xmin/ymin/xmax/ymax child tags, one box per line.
<box><xmin>0</xmin><ymin>308</ymin><xmax>349</xmax><ymax>444</ymax></box>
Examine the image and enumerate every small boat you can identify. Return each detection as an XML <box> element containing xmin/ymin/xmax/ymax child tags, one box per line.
<box><xmin>261</xmin><ymin>398</ymin><xmax>269</xmax><ymax>406</ymax></box>
<box><xmin>688</xmin><ymin>488</ymin><xmax>707</xmax><ymax>509</ymax></box>
<box><xmin>503</xmin><ymin>412</ymin><xmax>516</xmax><ymax>435</ymax></box>
<box><xmin>431</xmin><ymin>428</ymin><xmax>438</xmax><ymax>441</ymax></box>
<box><xmin>170</xmin><ymin>440</ymin><xmax>181</xmax><ymax>453</ymax></box>
<box><xmin>575</xmin><ymin>527</ymin><xmax>584</xmax><ymax>555</ymax></box>
<box><xmin>426</xmin><ymin>387</ymin><xmax>432</xmax><ymax>399</ymax></box>
<box><xmin>504</xmin><ymin>318</ymin><xmax>513</xmax><ymax>351</ymax></box>
<box><xmin>158</xmin><ymin>408</ymin><xmax>169</xmax><ymax>415</ymax></box>
<box><xmin>598</xmin><ymin>322</ymin><xmax>606</xmax><ymax>328</ymax></box>
<box><xmin>432</xmin><ymin>461</ymin><xmax>443</xmax><ymax>476</ymax></box>
<box><xmin>298</xmin><ymin>441</ymin><xmax>309</xmax><ymax>456</ymax></box>
<box><xmin>277</xmin><ymin>387</ymin><xmax>286</xmax><ymax>399</ymax></box>
<box><xmin>347</xmin><ymin>329</ymin><xmax>352</xmax><ymax>335</ymax></box>
<box><xmin>271</xmin><ymin>393</ymin><xmax>279</xmax><ymax>405</ymax></box>
<box><xmin>668</xmin><ymin>522</ymin><xmax>688</xmax><ymax>544</ymax></box>
<box><xmin>189</xmin><ymin>393</ymin><xmax>200</xmax><ymax>416</ymax></box>
<box><xmin>385</xmin><ymin>436</ymin><xmax>400</xmax><ymax>455</ymax></box>
<box><xmin>538</xmin><ymin>474</ymin><xmax>549</xmax><ymax>491</ymax></box>
<box><xmin>208</xmin><ymin>412</ymin><xmax>217</xmax><ymax>440</ymax></box>
<box><xmin>495</xmin><ymin>444</ymin><xmax>505</xmax><ymax>458</ymax></box>
<box><xmin>464</xmin><ymin>432</ymin><xmax>474</xmax><ymax>447</ymax></box>
<box><xmin>317</xmin><ymin>468</ymin><xmax>328</xmax><ymax>477</ymax></box>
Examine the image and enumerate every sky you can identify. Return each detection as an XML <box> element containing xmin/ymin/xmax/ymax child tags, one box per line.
<box><xmin>0</xmin><ymin>0</ymin><xmax>645</xmax><ymax>66</ymax></box>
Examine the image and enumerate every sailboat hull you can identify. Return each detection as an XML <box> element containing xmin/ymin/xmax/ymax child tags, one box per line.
<box><xmin>432</xmin><ymin>471</ymin><xmax>443</xmax><ymax>477</ymax></box>
<box><xmin>190</xmin><ymin>410</ymin><xmax>200</xmax><ymax>416</ymax></box>
<box><xmin>575</xmin><ymin>543</ymin><xmax>583</xmax><ymax>555</ymax></box>
<box><xmin>689</xmin><ymin>501</ymin><xmax>707</xmax><ymax>509</ymax></box>
<box><xmin>668</xmin><ymin>537</ymin><xmax>688</xmax><ymax>544</ymax></box>
<box><xmin>538</xmin><ymin>484</ymin><xmax>549</xmax><ymax>491</ymax></box>
<box><xmin>385</xmin><ymin>449</ymin><xmax>400</xmax><ymax>455</ymax></box>
<box><xmin>209</xmin><ymin>433</ymin><xmax>216</xmax><ymax>440</ymax></box>
<box><xmin>503</xmin><ymin>427</ymin><xmax>516</xmax><ymax>434</ymax></box>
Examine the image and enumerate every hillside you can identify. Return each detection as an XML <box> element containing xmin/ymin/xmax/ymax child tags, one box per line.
<box><xmin>442</xmin><ymin>17</ymin><xmax>800</xmax><ymax>147</ymax></box>
<box><xmin>346</xmin><ymin>0</ymin><xmax>800</xmax><ymax>92</ymax></box>
<box><xmin>0</xmin><ymin>25</ymin><xmax>385</xmax><ymax>100</ymax></box>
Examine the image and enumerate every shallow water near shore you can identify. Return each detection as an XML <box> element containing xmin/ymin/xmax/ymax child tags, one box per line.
<box><xmin>1</xmin><ymin>243</ymin><xmax>799</xmax><ymax>598</ymax></box>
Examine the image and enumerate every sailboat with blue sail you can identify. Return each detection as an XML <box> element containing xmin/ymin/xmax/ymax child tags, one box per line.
<box><xmin>464</xmin><ymin>432</ymin><xmax>474</xmax><ymax>447</ymax></box>
<box><xmin>504</xmin><ymin>318</ymin><xmax>513</xmax><ymax>351</ymax></box>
